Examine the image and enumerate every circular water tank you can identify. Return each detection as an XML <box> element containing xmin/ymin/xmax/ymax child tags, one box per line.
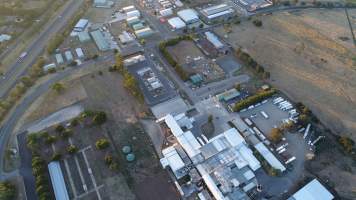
<box><xmin>126</xmin><ymin>153</ymin><xmax>135</xmax><ymax>162</ymax></box>
<box><xmin>122</xmin><ymin>146</ymin><xmax>131</xmax><ymax>154</ymax></box>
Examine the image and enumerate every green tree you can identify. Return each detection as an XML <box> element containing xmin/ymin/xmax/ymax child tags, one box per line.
<box><xmin>45</xmin><ymin>135</ymin><xmax>57</xmax><ymax>145</ymax></box>
<box><xmin>51</xmin><ymin>153</ymin><xmax>62</xmax><ymax>161</ymax></box>
<box><xmin>269</xmin><ymin>128</ymin><xmax>283</xmax><ymax>143</ymax></box>
<box><xmin>60</xmin><ymin>129</ymin><xmax>73</xmax><ymax>139</ymax></box>
<box><xmin>96</xmin><ymin>139</ymin><xmax>110</xmax><ymax>150</ymax></box>
<box><xmin>51</xmin><ymin>82</ymin><xmax>64</xmax><ymax>93</ymax></box>
<box><xmin>104</xmin><ymin>154</ymin><xmax>113</xmax><ymax>165</ymax></box>
<box><xmin>0</xmin><ymin>181</ymin><xmax>16</xmax><ymax>200</ymax></box>
<box><xmin>114</xmin><ymin>54</ymin><xmax>125</xmax><ymax>73</ymax></box>
<box><xmin>208</xmin><ymin>115</ymin><xmax>213</xmax><ymax>123</ymax></box>
<box><xmin>20</xmin><ymin>76</ymin><xmax>34</xmax><ymax>87</ymax></box>
<box><xmin>93</xmin><ymin>111</ymin><xmax>107</xmax><ymax>125</ymax></box>
<box><xmin>55</xmin><ymin>124</ymin><xmax>65</xmax><ymax>133</ymax></box>
<box><xmin>67</xmin><ymin>145</ymin><xmax>78</xmax><ymax>154</ymax></box>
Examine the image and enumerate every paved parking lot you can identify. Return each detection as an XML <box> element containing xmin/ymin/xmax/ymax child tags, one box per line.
<box><xmin>239</xmin><ymin>98</ymin><xmax>290</xmax><ymax>136</ymax></box>
<box><xmin>127</xmin><ymin>58</ymin><xmax>177</xmax><ymax>106</ymax></box>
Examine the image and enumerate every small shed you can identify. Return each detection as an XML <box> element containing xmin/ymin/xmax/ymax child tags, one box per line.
<box><xmin>64</xmin><ymin>51</ymin><xmax>73</xmax><ymax>62</ymax></box>
<box><xmin>55</xmin><ymin>54</ymin><xmax>64</xmax><ymax>65</ymax></box>
<box><xmin>75</xmin><ymin>48</ymin><xmax>85</xmax><ymax>58</ymax></box>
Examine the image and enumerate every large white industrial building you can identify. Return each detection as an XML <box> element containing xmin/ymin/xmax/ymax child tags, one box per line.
<box><xmin>159</xmin><ymin>114</ymin><xmax>261</xmax><ymax>200</ymax></box>
<box><xmin>288</xmin><ymin>179</ymin><xmax>334</xmax><ymax>200</ymax></box>
<box><xmin>177</xmin><ymin>9</ymin><xmax>199</xmax><ymax>24</ymax></box>
<box><xmin>200</xmin><ymin>4</ymin><xmax>235</xmax><ymax>24</ymax></box>
<box><xmin>168</xmin><ymin>17</ymin><xmax>186</xmax><ymax>30</ymax></box>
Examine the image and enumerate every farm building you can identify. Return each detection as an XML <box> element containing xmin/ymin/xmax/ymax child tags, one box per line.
<box><xmin>168</xmin><ymin>17</ymin><xmax>186</xmax><ymax>30</ymax></box>
<box><xmin>200</xmin><ymin>4</ymin><xmax>235</xmax><ymax>24</ymax></box>
<box><xmin>205</xmin><ymin>31</ymin><xmax>224</xmax><ymax>49</ymax></box>
<box><xmin>132</xmin><ymin>23</ymin><xmax>145</xmax><ymax>31</ymax></box>
<box><xmin>73</xmin><ymin>19</ymin><xmax>89</xmax><ymax>32</ymax></box>
<box><xmin>288</xmin><ymin>179</ymin><xmax>334</xmax><ymax>200</ymax></box>
<box><xmin>177</xmin><ymin>9</ymin><xmax>199</xmax><ymax>24</ymax></box>
<box><xmin>159</xmin><ymin>8</ymin><xmax>173</xmax><ymax>17</ymax></box>
<box><xmin>93</xmin><ymin>0</ymin><xmax>114</xmax><ymax>8</ymax></box>
<box><xmin>55</xmin><ymin>54</ymin><xmax>64</xmax><ymax>65</ymax></box>
<box><xmin>64</xmin><ymin>51</ymin><xmax>73</xmax><ymax>62</ymax></box>
<box><xmin>135</xmin><ymin>27</ymin><xmax>153</xmax><ymax>39</ymax></box>
<box><xmin>126</xmin><ymin>16</ymin><xmax>141</xmax><ymax>26</ymax></box>
<box><xmin>90</xmin><ymin>30</ymin><xmax>110</xmax><ymax>51</ymax></box>
<box><xmin>122</xmin><ymin>5</ymin><xmax>136</xmax><ymax>13</ymax></box>
<box><xmin>119</xmin><ymin>31</ymin><xmax>134</xmax><ymax>44</ymax></box>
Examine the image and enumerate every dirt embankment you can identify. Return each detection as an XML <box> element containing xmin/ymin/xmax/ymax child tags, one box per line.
<box><xmin>216</xmin><ymin>9</ymin><xmax>356</xmax><ymax>140</ymax></box>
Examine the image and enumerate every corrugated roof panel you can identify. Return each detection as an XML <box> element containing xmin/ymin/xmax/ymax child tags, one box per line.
<box><xmin>48</xmin><ymin>161</ymin><xmax>70</xmax><ymax>200</ymax></box>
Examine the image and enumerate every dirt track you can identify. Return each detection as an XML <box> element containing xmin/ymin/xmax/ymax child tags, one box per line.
<box><xmin>215</xmin><ymin>9</ymin><xmax>356</xmax><ymax>140</ymax></box>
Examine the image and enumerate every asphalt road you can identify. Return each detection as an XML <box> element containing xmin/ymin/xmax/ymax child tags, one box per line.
<box><xmin>0</xmin><ymin>0</ymin><xmax>84</xmax><ymax>99</ymax></box>
<box><xmin>0</xmin><ymin>55</ymin><xmax>113</xmax><ymax>181</ymax></box>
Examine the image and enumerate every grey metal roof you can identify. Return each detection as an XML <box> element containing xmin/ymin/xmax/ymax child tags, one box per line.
<box><xmin>90</xmin><ymin>30</ymin><xmax>110</xmax><ymax>51</ymax></box>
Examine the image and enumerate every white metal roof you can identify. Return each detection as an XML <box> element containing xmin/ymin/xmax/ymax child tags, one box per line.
<box><xmin>164</xmin><ymin>115</ymin><xmax>201</xmax><ymax>157</ymax></box>
<box><xmin>254</xmin><ymin>142</ymin><xmax>286</xmax><ymax>172</ymax></box>
<box><xmin>55</xmin><ymin>54</ymin><xmax>64</xmax><ymax>64</ymax></box>
<box><xmin>196</xmin><ymin>165</ymin><xmax>226</xmax><ymax>200</ymax></box>
<box><xmin>223</xmin><ymin>128</ymin><xmax>245</xmax><ymax>147</ymax></box>
<box><xmin>177</xmin><ymin>9</ymin><xmax>199</xmax><ymax>23</ymax></box>
<box><xmin>64</xmin><ymin>51</ymin><xmax>73</xmax><ymax>61</ymax></box>
<box><xmin>168</xmin><ymin>17</ymin><xmax>186</xmax><ymax>29</ymax></box>
<box><xmin>205</xmin><ymin>31</ymin><xmax>224</xmax><ymax>49</ymax></box>
<box><xmin>238</xmin><ymin>145</ymin><xmax>261</xmax><ymax>171</ymax></box>
<box><xmin>165</xmin><ymin>114</ymin><xmax>184</xmax><ymax>136</ymax></box>
<box><xmin>75</xmin><ymin>48</ymin><xmax>84</xmax><ymax>58</ymax></box>
<box><xmin>162</xmin><ymin>146</ymin><xmax>185</xmax><ymax>172</ymax></box>
<box><xmin>48</xmin><ymin>161</ymin><xmax>69</xmax><ymax>200</ymax></box>
<box><xmin>74</xmin><ymin>19</ymin><xmax>89</xmax><ymax>30</ymax></box>
<box><xmin>289</xmin><ymin>179</ymin><xmax>334</xmax><ymax>200</ymax></box>
<box><xmin>207</xmin><ymin>9</ymin><xmax>234</xmax><ymax>19</ymax></box>
<box><xmin>231</xmin><ymin>117</ymin><xmax>249</xmax><ymax>133</ymax></box>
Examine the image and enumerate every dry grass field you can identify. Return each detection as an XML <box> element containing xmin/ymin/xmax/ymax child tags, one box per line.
<box><xmin>215</xmin><ymin>9</ymin><xmax>356</xmax><ymax>198</ymax></box>
<box><xmin>215</xmin><ymin>9</ymin><xmax>356</xmax><ymax>140</ymax></box>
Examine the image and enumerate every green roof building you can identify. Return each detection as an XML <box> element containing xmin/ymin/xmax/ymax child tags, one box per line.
<box><xmin>190</xmin><ymin>74</ymin><xmax>203</xmax><ymax>85</ymax></box>
<box><xmin>217</xmin><ymin>88</ymin><xmax>240</xmax><ymax>102</ymax></box>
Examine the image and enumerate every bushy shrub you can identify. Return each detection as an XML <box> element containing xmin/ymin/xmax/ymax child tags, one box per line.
<box><xmin>67</xmin><ymin>145</ymin><xmax>78</xmax><ymax>154</ymax></box>
<box><xmin>233</xmin><ymin>89</ymin><xmax>276</xmax><ymax>111</ymax></box>
<box><xmin>96</xmin><ymin>139</ymin><xmax>110</xmax><ymax>150</ymax></box>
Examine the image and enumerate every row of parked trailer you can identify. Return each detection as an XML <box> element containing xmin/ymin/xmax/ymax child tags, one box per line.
<box><xmin>273</xmin><ymin>97</ymin><xmax>299</xmax><ymax>122</ymax></box>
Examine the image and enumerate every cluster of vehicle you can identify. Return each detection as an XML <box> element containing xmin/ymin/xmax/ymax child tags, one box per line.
<box><xmin>273</xmin><ymin>97</ymin><xmax>299</xmax><ymax>123</ymax></box>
